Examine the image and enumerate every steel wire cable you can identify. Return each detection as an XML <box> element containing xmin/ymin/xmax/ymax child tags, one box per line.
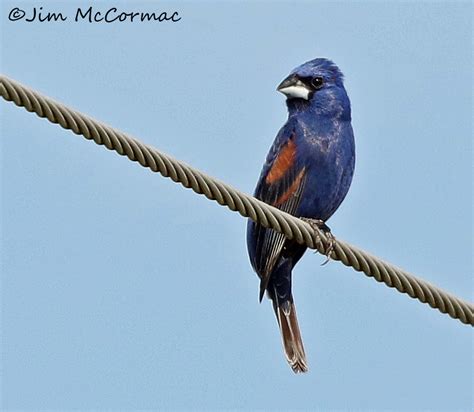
<box><xmin>1</xmin><ymin>74</ymin><xmax>472</xmax><ymax>326</ymax></box>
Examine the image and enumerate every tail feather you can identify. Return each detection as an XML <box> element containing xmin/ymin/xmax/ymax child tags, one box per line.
<box><xmin>275</xmin><ymin>301</ymin><xmax>308</xmax><ymax>373</ymax></box>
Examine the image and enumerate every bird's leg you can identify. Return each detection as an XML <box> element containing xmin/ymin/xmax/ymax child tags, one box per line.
<box><xmin>301</xmin><ymin>218</ymin><xmax>336</xmax><ymax>265</ymax></box>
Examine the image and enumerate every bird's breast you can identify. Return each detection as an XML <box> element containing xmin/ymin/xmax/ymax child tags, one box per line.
<box><xmin>295</xmin><ymin>120</ymin><xmax>355</xmax><ymax>220</ymax></box>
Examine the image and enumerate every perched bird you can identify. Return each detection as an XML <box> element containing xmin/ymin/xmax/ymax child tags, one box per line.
<box><xmin>246</xmin><ymin>58</ymin><xmax>355</xmax><ymax>373</ymax></box>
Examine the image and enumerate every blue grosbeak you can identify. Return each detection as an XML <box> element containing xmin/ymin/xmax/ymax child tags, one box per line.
<box><xmin>247</xmin><ymin>58</ymin><xmax>355</xmax><ymax>373</ymax></box>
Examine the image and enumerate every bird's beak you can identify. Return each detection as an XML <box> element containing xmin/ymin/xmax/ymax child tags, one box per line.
<box><xmin>277</xmin><ymin>74</ymin><xmax>311</xmax><ymax>100</ymax></box>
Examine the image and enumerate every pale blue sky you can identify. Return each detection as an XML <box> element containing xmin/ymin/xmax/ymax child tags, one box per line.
<box><xmin>1</xmin><ymin>1</ymin><xmax>472</xmax><ymax>410</ymax></box>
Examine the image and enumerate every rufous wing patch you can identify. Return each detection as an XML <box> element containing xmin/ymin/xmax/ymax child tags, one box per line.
<box><xmin>273</xmin><ymin>169</ymin><xmax>306</xmax><ymax>206</ymax></box>
<box><xmin>266</xmin><ymin>139</ymin><xmax>296</xmax><ymax>184</ymax></box>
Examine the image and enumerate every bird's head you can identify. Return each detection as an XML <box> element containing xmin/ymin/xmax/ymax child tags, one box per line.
<box><xmin>277</xmin><ymin>58</ymin><xmax>350</xmax><ymax>119</ymax></box>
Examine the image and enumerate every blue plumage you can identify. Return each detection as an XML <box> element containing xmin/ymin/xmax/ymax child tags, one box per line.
<box><xmin>246</xmin><ymin>58</ymin><xmax>355</xmax><ymax>373</ymax></box>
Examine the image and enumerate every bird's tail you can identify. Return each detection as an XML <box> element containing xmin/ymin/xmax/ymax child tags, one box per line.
<box><xmin>273</xmin><ymin>300</ymin><xmax>308</xmax><ymax>373</ymax></box>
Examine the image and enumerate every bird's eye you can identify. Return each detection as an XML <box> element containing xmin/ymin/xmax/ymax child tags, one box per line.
<box><xmin>311</xmin><ymin>76</ymin><xmax>324</xmax><ymax>90</ymax></box>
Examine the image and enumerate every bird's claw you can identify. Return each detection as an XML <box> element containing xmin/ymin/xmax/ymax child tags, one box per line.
<box><xmin>301</xmin><ymin>218</ymin><xmax>336</xmax><ymax>265</ymax></box>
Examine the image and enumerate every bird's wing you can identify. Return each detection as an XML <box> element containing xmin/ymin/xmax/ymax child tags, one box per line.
<box><xmin>250</xmin><ymin>125</ymin><xmax>307</xmax><ymax>300</ymax></box>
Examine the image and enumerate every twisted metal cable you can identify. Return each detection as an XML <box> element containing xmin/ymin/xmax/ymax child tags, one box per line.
<box><xmin>1</xmin><ymin>74</ymin><xmax>472</xmax><ymax>326</ymax></box>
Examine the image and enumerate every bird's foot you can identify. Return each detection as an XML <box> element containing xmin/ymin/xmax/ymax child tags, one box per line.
<box><xmin>301</xmin><ymin>218</ymin><xmax>336</xmax><ymax>265</ymax></box>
